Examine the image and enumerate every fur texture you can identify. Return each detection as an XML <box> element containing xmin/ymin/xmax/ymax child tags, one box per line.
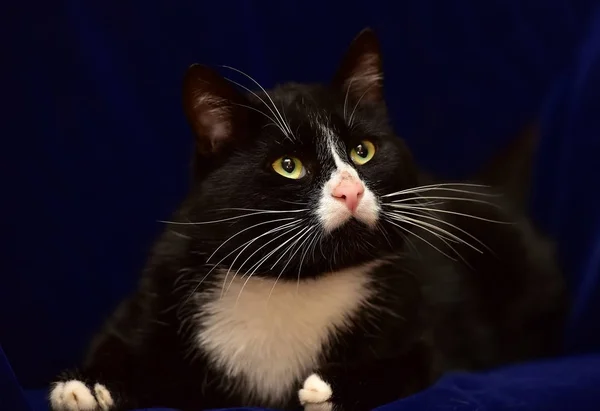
<box><xmin>49</xmin><ymin>29</ymin><xmax>566</xmax><ymax>411</ymax></box>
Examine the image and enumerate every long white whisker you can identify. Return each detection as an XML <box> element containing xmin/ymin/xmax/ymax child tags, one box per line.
<box><xmin>297</xmin><ymin>229</ymin><xmax>320</xmax><ymax>293</ymax></box>
<box><xmin>279</xmin><ymin>199</ymin><xmax>309</xmax><ymax>206</ymax></box>
<box><xmin>242</xmin><ymin>225</ymin><xmax>308</xmax><ymax>279</ymax></box>
<box><xmin>185</xmin><ymin>219</ymin><xmax>300</xmax><ymax>304</ymax></box>
<box><xmin>221</xmin><ymin>66</ymin><xmax>293</xmax><ymax>136</ymax></box>
<box><xmin>377</xmin><ymin>222</ymin><xmax>394</xmax><ymax>250</ymax></box>
<box><xmin>343</xmin><ymin>77</ymin><xmax>355</xmax><ymax>122</ymax></box>
<box><xmin>206</xmin><ymin>217</ymin><xmax>297</xmax><ymax>263</ymax></box>
<box><xmin>224</xmin><ymin>222</ymin><xmax>304</xmax><ymax>296</ymax></box>
<box><xmin>160</xmin><ymin>210</ymin><xmax>303</xmax><ymax>226</ymax></box>
<box><xmin>268</xmin><ymin>226</ymin><xmax>315</xmax><ymax>303</ymax></box>
<box><xmin>268</xmin><ymin>226</ymin><xmax>312</xmax><ymax>270</ymax></box>
<box><xmin>385</xmin><ymin>211</ymin><xmax>482</xmax><ymax>254</ymax></box>
<box><xmin>382</xmin><ymin>183</ymin><xmax>495</xmax><ymax>198</ymax></box>
<box><xmin>278</xmin><ymin>101</ymin><xmax>292</xmax><ymax>140</ymax></box>
<box><xmin>391</xmin><ymin>213</ymin><xmax>473</xmax><ymax>267</ymax></box>
<box><xmin>310</xmin><ymin>230</ymin><xmax>323</xmax><ymax>263</ymax></box>
<box><xmin>220</xmin><ymin>220</ymin><xmax>302</xmax><ymax>298</ymax></box>
<box><xmin>388</xmin><ymin>208</ymin><xmax>491</xmax><ymax>253</ymax></box>
<box><xmin>388</xmin><ymin>213</ymin><xmax>460</xmax><ymax>245</ymax></box>
<box><xmin>234</xmin><ymin>226</ymin><xmax>309</xmax><ymax>307</ymax></box>
<box><xmin>348</xmin><ymin>83</ymin><xmax>376</xmax><ymax>126</ymax></box>
<box><xmin>232</xmin><ymin>102</ymin><xmax>287</xmax><ymax>136</ymax></box>
<box><xmin>390</xmin><ymin>196</ymin><xmax>499</xmax><ymax>207</ymax></box>
<box><xmin>386</xmin><ymin>204</ymin><xmax>512</xmax><ymax>224</ymax></box>
<box><xmin>384</xmin><ymin>216</ymin><xmax>457</xmax><ymax>261</ymax></box>
<box><xmin>223</xmin><ymin>77</ymin><xmax>289</xmax><ymax>138</ymax></box>
<box><xmin>209</xmin><ymin>207</ymin><xmax>308</xmax><ymax>213</ymax></box>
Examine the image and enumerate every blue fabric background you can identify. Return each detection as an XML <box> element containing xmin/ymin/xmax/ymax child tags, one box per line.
<box><xmin>2</xmin><ymin>1</ymin><xmax>600</xmax><ymax>410</ymax></box>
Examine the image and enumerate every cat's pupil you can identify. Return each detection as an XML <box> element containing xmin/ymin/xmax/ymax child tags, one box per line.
<box><xmin>281</xmin><ymin>157</ymin><xmax>295</xmax><ymax>173</ymax></box>
<box><xmin>355</xmin><ymin>143</ymin><xmax>368</xmax><ymax>158</ymax></box>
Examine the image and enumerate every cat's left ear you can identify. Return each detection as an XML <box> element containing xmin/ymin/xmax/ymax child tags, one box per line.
<box><xmin>332</xmin><ymin>28</ymin><xmax>384</xmax><ymax>103</ymax></box>
<box><xmin>182</xmin><ymin>64</ymin><xmax>248</xmax><ymax>156</ymax></box>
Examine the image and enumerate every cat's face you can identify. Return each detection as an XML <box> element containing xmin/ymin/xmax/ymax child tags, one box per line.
<box><xmin>179</xmin><ymin>29</ymin><xmax>418</xmax><ymax>277</ymax></box>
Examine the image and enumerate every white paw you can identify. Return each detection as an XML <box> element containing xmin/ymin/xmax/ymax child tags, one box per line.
<box><xmin>50</xmin><ymin>380</ymin><xmax>114</xmax><ymax>411</ymax></box>
<box><xmin>94</xmin><ymin>383</ymin><xmax>114</xmax><ymax>410</ymax></box>
<box><xmin>299</xmin><ymin>373</ymin><xmax>333</xmax><ymax>405</ymax></box>
<box><xmin>50</xmin><ymin>380</ymin><xmax>98</xmax><ymax>410</ymax></box>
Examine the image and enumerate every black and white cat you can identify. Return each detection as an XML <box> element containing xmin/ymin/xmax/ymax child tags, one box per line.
<box><xmin>49</xmin><ymin>29</ymin><xmax>566</xmax><ymax>411</ymax></box>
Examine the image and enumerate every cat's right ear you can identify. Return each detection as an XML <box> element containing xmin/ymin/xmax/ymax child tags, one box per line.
<box><xmin>182</xmin><ymin>64</ymin><xmax>247</xmax><ymax>156</ymax></box>
<box><xmin>332</xmin><ymin>28</ymin><xmax>383</xmax><ymax>104</ymax></box>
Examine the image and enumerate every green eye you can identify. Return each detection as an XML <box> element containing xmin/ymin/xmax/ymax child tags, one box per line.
<box><xmin>272</xmin><ymin>156</ymin><xmax>306</xmax><ymax>179</ymax></box>
<box><xmin>350</xmin><ymin>140</ymin><xmax>376</xmax><ymax>165</ymax></box>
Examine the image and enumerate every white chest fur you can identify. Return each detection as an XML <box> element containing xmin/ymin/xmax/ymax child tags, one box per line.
<box><xmin>194</xmin><ymin>261</ymin><xmax>382</xmax><ymax>405</ymax></box>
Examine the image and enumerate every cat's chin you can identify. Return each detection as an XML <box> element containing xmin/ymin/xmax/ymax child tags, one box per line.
<box><xmin>327</xmin><ymin>216</ymin><xmax>379</xmax><ymax>236</ymax></box>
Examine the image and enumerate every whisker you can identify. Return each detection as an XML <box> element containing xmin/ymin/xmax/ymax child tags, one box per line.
<box><xmin>241</xmin><ymin>225</ymin><xmax>308</xmax><ymax>279</ymax></box>
<box><xmin>185</xmin><ymin>219</ymin><xmax>301</xmax><ymax>304</ymax></box>
<box><xmin>209</xmin><ymin>207</ymin><xmax>308</xmax><ymax>213</ymax></box>
<box><xmin>278</xmin><ymin>101</ymin><xmax>292</xmax><ymax>140</ymax></box>
<box><xmin>343</xmin><ymin>77</ymin><xmax>356</xmax><ymax>122</ymax></box>
<box><xmin>390</xmin><ymin>212</ymin><xmax>473</xmax><ymax>268</ymax></box>
<box><xmin>348</xmin><ymin>82</ymin><xmax>376</xmax><ymax>126</ymax></box>
<box><xmin>390</xmin><ymin>196</ymin><xmax>499</xmax><ymax>207</ymax></box>
<box><xmin>224</xmin><ymin>222</ymin><xmax>305</xmax><ymax>296</ymax></box>
<box><xmin>206</xmin><ymin>217</ymin><xmax>298</xmax><ymax>263</ymax></box>
<box><xmin>387</xmin><ymin>213</ymin><xmax>460</xmax><ymax>245</ymax></box>
<box><xmin>279</xmin><ymin>199</ymin><xmax>309</xmax><ymax>206</ymax></box>
<box><xmin>221</xmin><ymin>66</ymin><xmax>293</xmax><ymax>136</ymax></box>
<box><xmin>220</xmin><ymin>220</ymin><xmax>303</xmax><ymax>298</ymax></box>
<box><xmin>385</xmin><ymin>211</ymin><xmax>483</xmax><ymax>254</ymax></box>
<box><xmin>383</xmin><ymin>216</ymin><xmax>457</xmax><ymax>261</ymax></box>
<box><xmin>382</xmin><ymin>183</ymin><xmax>495</xmax><ymax>198</ymax></box>
<box><xmin>234</xmin><ymin>226</ymin><xmax>309</xmax><ymax>307</ymax></box>
<box><xmin>224</xmin><ymin>77</ymin><xmax>290</xmax><ymax>138</ymax></box>
<box><xmin>161</xmin><ymin>208</ymin><xmax>306</xmax><ymax>226</ymax></box>
<box><xmin>311</xmin><ymin>231</ymin><xmax>323</xmax><ymax>263</ymax></box>
<box><xmin>386</xmin><ymin>204</ymin><xmax>512</xmax><ymax>224</ymax></box>
<box><xmin>376</xmin><ymin>222</ymin><xmax>394</xmax><ymax>250</ymax></box>
<box><xmin>269</xmin><ymin>226</ymin><xmax>313</xmax><ymax>270</ymax></box>
<box><xmin>297</xmin><ymin>229</ymin><xmax>320</xmax><ymax>293</ymax></box>
<box><xmin>388</xmin><ymin>208</ymin><xmax>492</xmax><ymax>253</ymax></box>
<box><xmin>232</xmin><ymin>102</ymin><xmax>287</xmax><ymax>136</ymax></box>
<box><xmin>268</xmin><ymin>226</ymin><xmax>316</xmax><ymax>303</ymax></box>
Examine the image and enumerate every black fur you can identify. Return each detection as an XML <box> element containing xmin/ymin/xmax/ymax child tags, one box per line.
<box><xmin>50</xmin><ymin>29</ymin><xmax>566</xmax><ymax>411</ymax></box>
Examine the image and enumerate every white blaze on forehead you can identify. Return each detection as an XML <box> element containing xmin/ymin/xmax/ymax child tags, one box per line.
<box><xmin>316</xmin><ymin>123</ymin><xmax>379</xmax><ymax>232</ymax></box>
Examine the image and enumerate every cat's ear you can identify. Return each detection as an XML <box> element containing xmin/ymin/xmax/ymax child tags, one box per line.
<box><xmin>183</xmin><ymin>64</ymin><xmax>247</xmax><ymax>155</ymax></box>
<box><xmin>333</xmin><ymin>28</ymin><xmax>383</xmax><ymax>103</ymax></box>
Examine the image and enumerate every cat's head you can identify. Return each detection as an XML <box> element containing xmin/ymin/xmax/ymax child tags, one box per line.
<box><xmin>178</xmin><ymin>29</ymin><xmax>418</xmax><ymax>277</ymax></box>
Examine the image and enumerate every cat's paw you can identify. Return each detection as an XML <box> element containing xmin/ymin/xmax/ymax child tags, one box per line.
<box><xmin>299</xmin><ymin>373</ymin><xmax>333</xmax><ymax>405</ymax></box>
<box><xmin>50</xmin><ymin>380</ymin><xmax>114</xmax><ymax>411</ymax></box>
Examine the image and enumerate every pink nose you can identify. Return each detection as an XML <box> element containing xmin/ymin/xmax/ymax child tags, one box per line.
<box><xmin>331</xmin><ymin>173</ymin><xmax>365</xmax><ymax>212</ymax></box>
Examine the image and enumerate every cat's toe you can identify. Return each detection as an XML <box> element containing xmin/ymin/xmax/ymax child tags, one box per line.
<box><xmin>50</xmin><ymin>380</ymin><xmax>98</xmax><ymax>411</ymax></box>
<box><xmin>93</xmin><ymin>383</ymin><xmax>115</xmax><ymax>410</ymax></box>
<box><xmin>299</xmin><ymin>373</ymin><xmax>333</xmax><ymax>405</ymax></box>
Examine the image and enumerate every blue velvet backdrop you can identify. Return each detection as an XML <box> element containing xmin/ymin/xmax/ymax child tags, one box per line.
<box><xmin>3</xmin><ymin>1</ymin><xmax>600</xmax><ymax>410</ymax></box>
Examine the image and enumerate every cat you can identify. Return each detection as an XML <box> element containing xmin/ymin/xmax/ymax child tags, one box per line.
<box><xmin>49</xmin><ymin>29</ymin><xmax>566</xmax><ymax>411</ymax></box>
